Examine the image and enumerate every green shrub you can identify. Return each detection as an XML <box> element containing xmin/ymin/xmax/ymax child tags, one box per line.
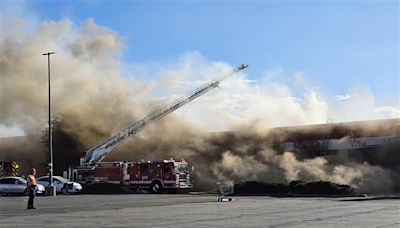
<box><xmin>234</xmin><ymin>180</ymin><xmax>354</xmax><ymax>195</ymax></box>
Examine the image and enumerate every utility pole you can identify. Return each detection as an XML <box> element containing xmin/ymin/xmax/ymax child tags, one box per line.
<box><xmin>43</xmin><ymin>52</ymin><xmax>56</xmax><ymax>196</ymax></box>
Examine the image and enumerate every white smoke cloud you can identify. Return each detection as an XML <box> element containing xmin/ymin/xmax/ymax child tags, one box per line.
<box><xmin>336</xmin><ymin>94</ymin><xmax>351</xmax><ymax>100</ymax></box>
<box><xmin>0</xmin><ymin>124</ymin><xmax>26</xmax><ymax>138</ymax></box>
<box><xmin>126</xmin><ymin>52</ymin><xmax>398</xmax><ymax>132</ymax></box>
<box><xmin>374</xmin><ymin>106</ymin><xmax>400</xmax><ymax>118</ymax></box>
<box><xmin>329</xmin><ymin>87</ymin><xmax>399</xmax><ymax>122</ymax></box>
<box><xmin>126</xmin><ymin>52</ymin><xmax>329</xmax><ymax>132</ymax></box>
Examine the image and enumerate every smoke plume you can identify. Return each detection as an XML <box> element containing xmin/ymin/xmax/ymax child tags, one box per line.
<box><xmin>1</xmin><ymin>18</ymin><xmax>399</xmax><ymax>193</ymax></box>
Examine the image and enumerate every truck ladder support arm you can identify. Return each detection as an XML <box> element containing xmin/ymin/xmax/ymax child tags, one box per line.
<box><xmin>82</xmin><ymin>64</ymin><xmax>248</xmax><ymax>166</ymax></box>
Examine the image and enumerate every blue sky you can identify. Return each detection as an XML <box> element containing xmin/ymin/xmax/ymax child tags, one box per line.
<box><xmin>12</xmin><ymin>0</ymin><xmax>397</xmax><ymax>103</ymax></box>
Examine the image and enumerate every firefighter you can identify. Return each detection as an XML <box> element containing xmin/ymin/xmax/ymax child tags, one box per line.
<box><xmin>26</xmin><ymin>168</ymin><xmax>37</xmax><ymax>209</ymax></box>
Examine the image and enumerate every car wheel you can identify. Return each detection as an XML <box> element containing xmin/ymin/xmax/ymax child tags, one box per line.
<box><xmin>150</xmin><ymin>181</ymin><xmax>163</xmax><ymax>194</ymax></box>
<box><xmin>61</xmin><ymin>187</ymin><xmax>68</xmax><ymax>194</ymax></box>
<box><xmin>23</xmin><ymin>188</ymin><xmax>29</xmax><ymax>196</ymax></box>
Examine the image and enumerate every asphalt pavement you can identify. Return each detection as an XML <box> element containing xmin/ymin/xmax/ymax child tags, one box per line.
<box><xmin>0</xmin><ymin>194</ymin><xmax>399</xmax><ymax>227</ymax></box>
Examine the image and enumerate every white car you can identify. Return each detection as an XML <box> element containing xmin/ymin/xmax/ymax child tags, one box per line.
<box><xmin>36</xmin><ymin>176</ymin><xmax>82</xmax><ymax>194</ymax></box>
<box><xmin>0</xmin><ymin>177</ymin><xmax>45</xmax><ymax>196</ymax></box>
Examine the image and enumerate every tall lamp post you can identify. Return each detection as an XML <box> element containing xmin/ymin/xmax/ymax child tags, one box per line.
<box><xmin>43</xmin><ymin>52</ymin><xmax>56</xmax><ymax>196</ymax></box>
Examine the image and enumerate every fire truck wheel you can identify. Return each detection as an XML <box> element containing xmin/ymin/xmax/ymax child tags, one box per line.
<box><xmin>150</xmin><ymin>181</ymin><xmax>163</xmax><ymax>194</ymax></box>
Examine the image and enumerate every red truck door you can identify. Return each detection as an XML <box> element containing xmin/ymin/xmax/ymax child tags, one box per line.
<box><xmin>128</xmin><ymin>163</ymin><xmax>139</xmax><ymax>186</ymax></box>
<box><xmin>139</xmin><ymin>164</ymin><xmax>150</xmax><ymax>188</ymax></box>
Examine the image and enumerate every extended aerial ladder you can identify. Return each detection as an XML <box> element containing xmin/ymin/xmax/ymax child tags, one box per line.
<box><xmin>81</xmin><ymin>64</ymin><xmax>248</xmax><ymax>166</ymax></box>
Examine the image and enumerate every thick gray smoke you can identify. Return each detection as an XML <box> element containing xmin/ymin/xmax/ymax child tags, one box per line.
<box><xmin>1</xmin><ymin>18</ymin><xmax>151</xmax><ymax>143</ymax></box>
<box><xmin>110</xmin><ymin>124</ymin><xmax>399</xmax><ymax>193</ymax></box>
<box><xmin>1</xmin><ymin>18</ymin><xmax>398</xmax><ymax>193</ymax></box>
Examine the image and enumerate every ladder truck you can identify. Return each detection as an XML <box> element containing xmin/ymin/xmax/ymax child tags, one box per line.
<box><xmin>69</xmin><ymin>64</ymin><xmax>248</xmax><ymax>193</ymax></box>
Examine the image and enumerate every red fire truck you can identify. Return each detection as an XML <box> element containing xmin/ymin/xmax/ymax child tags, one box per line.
<box><xmin>72</xmin><ymin>159</ymin><xmax>191</xmax><ymax>193</ymax></box>
<box><xmin>65</xmin><ymin>64</ymin><xmax>247</xmax><ymax>193</ymax></box>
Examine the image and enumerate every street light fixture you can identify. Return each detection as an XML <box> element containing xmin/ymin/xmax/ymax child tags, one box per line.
<box><xmin>43</xmin><ymin>52</ymin><xmax>56</xmax><ymax>196</ymax></box>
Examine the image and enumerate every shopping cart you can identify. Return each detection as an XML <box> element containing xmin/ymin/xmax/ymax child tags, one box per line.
<box><xmin>217</xmin><ymin>181</ymin><xmax>234</xmax><ymax>202</ymax></box>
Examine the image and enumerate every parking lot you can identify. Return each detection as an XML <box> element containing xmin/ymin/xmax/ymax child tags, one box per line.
<box><xmin>0</xmin><ymin>194</ymin><xmax>399</xmax><ymax>227</ymax></box>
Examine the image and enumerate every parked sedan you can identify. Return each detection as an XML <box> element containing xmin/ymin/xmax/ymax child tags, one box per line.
<box><xmin>36</xmin><ymin>176</ymin><xmax>82</xmax><ymax>194</ymax></box>
<box><xmin>0</xmin><ymin>177</ymin><xmax>45</xmax><ymax>196</ymax></box>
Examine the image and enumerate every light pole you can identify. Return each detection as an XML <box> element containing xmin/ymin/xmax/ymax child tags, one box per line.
<box><xmin>43</xmin><ymin>52</ymin><xmax>56</xmax><ymax>196</ymax></box>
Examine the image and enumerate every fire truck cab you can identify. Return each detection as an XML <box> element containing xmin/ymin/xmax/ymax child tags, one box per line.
<box><xmin>72</xmin><ymin>159</ymin><xmax>192</xmax><ymax>193</ymax></box>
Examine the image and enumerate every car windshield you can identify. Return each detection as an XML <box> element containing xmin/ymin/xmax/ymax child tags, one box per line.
<box><xmin>173</xmin><ymin>162</ymin><xmax>188</xmax><ymax>173</ymax></box>
<box><xmin>13</xmin><ymin>177</ymin><xmax>26</xmax><ymax>184</ymax></box>
<box><xmin>55</xmin><ymin>176</ymin><xmax>70</xmax><ymax>183</ymax></box>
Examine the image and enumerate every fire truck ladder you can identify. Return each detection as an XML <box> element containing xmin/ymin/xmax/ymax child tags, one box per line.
<box><xmin>81</xmin><ymin>64</ymin><xmax>249</xmax><ymax>166</ymax></box>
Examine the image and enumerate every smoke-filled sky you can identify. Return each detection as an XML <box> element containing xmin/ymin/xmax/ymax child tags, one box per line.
<box><xmin>0</xmin><ymin>1</ymin><xmax>399</xmax><ymax>137</ymax></box>
<box><xmin>1</xmin><ymin>1</ymin><xmax>399</xmax><ymax>194</ymax></box>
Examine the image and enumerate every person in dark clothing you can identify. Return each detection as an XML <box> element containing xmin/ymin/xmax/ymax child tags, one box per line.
<box><xmin>26</xmin><ymin>168</ymin><xmax>37</xmax><ymax>209</ymax></box>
